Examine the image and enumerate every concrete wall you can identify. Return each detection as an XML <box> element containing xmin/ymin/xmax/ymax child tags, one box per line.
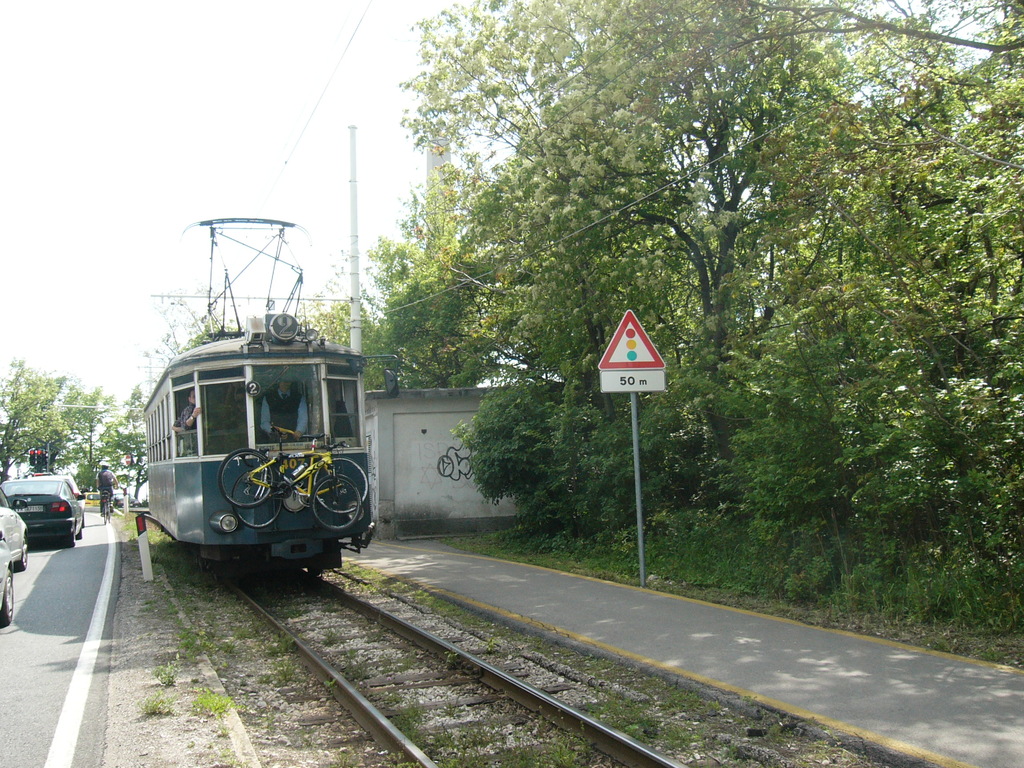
<box><xmin>365</xmin><ymin>388</ymin><xmax>516</xmax><ymax>539</ymax></box>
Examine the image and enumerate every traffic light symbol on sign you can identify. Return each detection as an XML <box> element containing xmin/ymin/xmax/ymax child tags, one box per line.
<box><xmin>598</xmin><ymin>310</ymin><xmax>665</xmax><ymax>370</ymax></box>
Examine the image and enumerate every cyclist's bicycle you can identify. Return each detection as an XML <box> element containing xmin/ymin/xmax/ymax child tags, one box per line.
<box><xmin>216</xmin><ymin>431</ymin><xmax>366</xmax><ymax>533</ymax></box>
<box><xmin>99</xmin><ymin>490</ymin><xmax>112</xmax><ymax>525</ymax></box>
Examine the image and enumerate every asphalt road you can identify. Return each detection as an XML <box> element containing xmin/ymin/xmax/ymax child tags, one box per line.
<box><xmin>0</xmin><ymin>513</ymin><xmax>118</xmax><ymax>768</ymax></box>
<box><xmin>352</xmin><ymin>539</ymin><xmax>1024</xmax><ymax>768</ymax></box>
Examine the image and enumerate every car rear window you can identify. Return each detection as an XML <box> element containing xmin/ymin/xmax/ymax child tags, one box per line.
<box><xmin>2</xmin><ymin>480</ymin><xmax>61</xmax><ymax>495</ymax></box>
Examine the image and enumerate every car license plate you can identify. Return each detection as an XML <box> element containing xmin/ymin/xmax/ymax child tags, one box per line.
<box><xmin>24</xmin><ymin>505</ymin><xmax>45</xmax><ymax>512</ymax></box>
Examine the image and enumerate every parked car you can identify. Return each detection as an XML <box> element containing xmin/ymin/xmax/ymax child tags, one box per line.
<box><xmin>1</xmin><ymin>477</ymin><xmax>84</xmax><ymax>547</ymax></box>
<box><xmin>0</xmin><ymin>487</ymin><xmax>28</xmax><ymax>628</ymax></box>
<box><xmin>111</xmin><ymin>490</ymin><xmax>139</xmax><ymax>508</ymax></box>
<box><xmin>84</xmin><ymin>492</ymin><xmax>102</xmax><ymax>508</ymax></box>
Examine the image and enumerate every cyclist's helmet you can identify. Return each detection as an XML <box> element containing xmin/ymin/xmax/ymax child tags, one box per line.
<box><xmin>100</xmin><ymin>462</ymin><xmax>109</xmax><ymax>469</ymax></box>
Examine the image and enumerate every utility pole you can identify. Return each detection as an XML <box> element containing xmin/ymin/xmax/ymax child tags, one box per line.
<box><xmin>349</xmin><ymin>125</ymin><xmax>362</xmax><ymax>353</ymax></box>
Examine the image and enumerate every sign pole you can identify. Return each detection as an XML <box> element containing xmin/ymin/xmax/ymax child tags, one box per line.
<box><xmin>599</xmin><ymin>309</ymin><xmax>665</xmax><ymax>589</ymax></box>
<box><xmin>630</xmin><ymin>392</ymin><xmax>647</xmax><ymax>588</ymax></box>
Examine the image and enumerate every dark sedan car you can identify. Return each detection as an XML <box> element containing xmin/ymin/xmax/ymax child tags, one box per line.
<box><xmin>1</xmin><ymin>477</ymin><xmax>84</xmax><ymax>548</ymax></box>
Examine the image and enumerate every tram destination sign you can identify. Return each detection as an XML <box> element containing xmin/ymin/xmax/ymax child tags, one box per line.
<box><xmin>598</xmin><ymin>310</ymin><xmax>666</xmax><ymax>393</ymax></box>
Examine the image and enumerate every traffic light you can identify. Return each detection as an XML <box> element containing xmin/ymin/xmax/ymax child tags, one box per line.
<box><xmin>28</xmin><ymin>448</ymin><xmax>47</xmax><ymax>470</ymax></box>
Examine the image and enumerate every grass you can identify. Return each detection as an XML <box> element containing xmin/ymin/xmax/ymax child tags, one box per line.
<box><xmin>140</xmin><ymin>691</ymin><xmax>176</xmax><ymax>716</ymax></box>
<box><xmin>153</xmin><ymin>660</ymin><xmax>179</xmax><ymax>686</ymax></box>
<box><xmin>258</xmin><ymin>657</ymin><xmax>301</xmax><ymax>686</ymax></box>
<box><xmin>192</xmin><ymin>688</ymin><xmax>235</xmax><ymax>718</ymax></box>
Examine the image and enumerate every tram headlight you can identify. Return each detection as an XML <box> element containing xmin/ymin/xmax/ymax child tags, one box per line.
<box><xmin>210</xmin><ymin>511</ymin><xmax>240</xmax><ymax>534</ymax></box>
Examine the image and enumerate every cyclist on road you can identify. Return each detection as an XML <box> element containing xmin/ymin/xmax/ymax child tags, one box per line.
<box><xmin>97</xmin><ymin>462</ymin><xmax>119</xmax><ymax>516</ymax></box>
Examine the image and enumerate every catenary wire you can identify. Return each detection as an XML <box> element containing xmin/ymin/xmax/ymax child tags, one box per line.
<box><xmin>257</xmin><ymin>0</ymin><xmax>375</xmax><ymax>215</ymax></box>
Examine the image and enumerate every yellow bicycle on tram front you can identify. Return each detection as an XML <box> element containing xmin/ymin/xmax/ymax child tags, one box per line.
<box><xmin>216</xmin><ymin>428</ymin><xmax>365</xmax><ymax>532</ymax></box>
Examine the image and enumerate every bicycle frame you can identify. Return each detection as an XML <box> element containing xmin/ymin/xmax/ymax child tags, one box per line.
<box><xmin>275</xmin><ymin>449</ymin><xmax>334</xmax><ymax>501</ymax></box>
<box><xmin>100</xmin><ymin>490</ymin><xmax>112</xmax><ymax>523</ymax></box>
<box><xmin>237</xmin><ymin>440</ymin><xmax>341</xmax><ymax>504</ymax></box>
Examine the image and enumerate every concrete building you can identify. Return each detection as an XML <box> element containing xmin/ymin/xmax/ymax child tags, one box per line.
<box><xmin>365</xmin><ymin>388</ymin><xmax>516</xmax><ymax>539</ymax></box>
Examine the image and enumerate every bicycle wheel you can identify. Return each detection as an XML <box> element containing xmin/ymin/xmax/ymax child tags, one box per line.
<box><xmin>312</xmin><ymin>474</ymin><xmax>363</xmax><ymax>533</ymax></box>
<box><xmin>233</xmin><ymin>493</ymin><xmax>281</xmax><ymax>529</ymax></box>
<box><xmin>333</xmin><ymin>457</ymin><xmax>369</xmax><ymax>501</ymax></box>
<box><xmin>218</xmin><ymin>448</ymin><xmax>274</xmax><ymax>508</ymax></box>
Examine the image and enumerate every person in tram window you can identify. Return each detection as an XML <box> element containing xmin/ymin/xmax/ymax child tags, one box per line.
<box><xmin>172</xmin><ymin>389</ymin><xmax>202</xmax><ymax>434</ymax></box>
<box><xmin>260</xmin><ymin>380</ymin><xmax>308</xmax><ymax>440</ymax></box>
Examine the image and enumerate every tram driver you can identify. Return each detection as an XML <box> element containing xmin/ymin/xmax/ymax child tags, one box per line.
<box><xmin>259</xmin><ymin>380</ymin><xmax>308</xmax><ymax>441</ymax></box>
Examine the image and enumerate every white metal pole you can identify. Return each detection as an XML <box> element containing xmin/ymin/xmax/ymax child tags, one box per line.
<box><xmin>349</xmin><ymin>125</ymin><xmax>362</xmax><ymax>353</ymax></box>
<box><xmin>631</xmin><ymin>392</ymin><xmax>647</xmax><ymax>587</ymax></box>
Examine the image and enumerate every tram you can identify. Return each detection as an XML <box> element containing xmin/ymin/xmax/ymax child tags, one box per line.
<box><xmin>143</xmin><ymin>219</ymin><xmax>376</xmax><ymax>574</ymax></box>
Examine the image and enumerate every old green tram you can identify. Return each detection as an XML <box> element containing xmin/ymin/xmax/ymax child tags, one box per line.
<box><xmin>144</xmin><ymin>313</ymin><xmax>374</xmax><ymax>574</ymax></box>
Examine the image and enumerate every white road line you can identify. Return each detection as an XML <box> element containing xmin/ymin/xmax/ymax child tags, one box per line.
<box><xmin>44</xmin><ymin>522</ymin><xmax>116</xmax><ymax>768</ymax></box>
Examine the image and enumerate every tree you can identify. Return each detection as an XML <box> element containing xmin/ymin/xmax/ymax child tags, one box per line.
<box><xmin>96</xmin><ymin>386</ymin><xmax>148</xmax><ymax>500</ymax></box>
<box><xmin>405</xmin><ymin>0</ymin><xmax>849</xmax><ymax>442</ymax></box>
<box><xmin>0</xmin><ymin>360</ymin><xmax>91</xmax><ymax>482</ymax></box>
<box><xmin>311</xmin><ymin>167</ymin><xmax>500</xmax><ymax>389</ymax></box>
<box><xmin>746</xmin><ymin>0</ymin><xmax>1024</xmax><ymax>54</ymax></box>
<box><xmin>373</xmin><ymin>0</ymin><xmax>1024</xmax><ymax>623</ymax></box>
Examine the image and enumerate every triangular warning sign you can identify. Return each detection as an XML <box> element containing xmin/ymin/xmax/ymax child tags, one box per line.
<box><xmin>598</xmin><ymin>310</ymin><xmax>665</xmax><ymax>370</ymax></box>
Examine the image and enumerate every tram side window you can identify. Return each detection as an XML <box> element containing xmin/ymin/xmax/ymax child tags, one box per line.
<box><xmin>161</xmin><ymin>398</ymin><xmax>171</xmax><ymax>461</ymax></box>
<box><xmin>201</xmin><ymin>381</ymin><xmax>247</xmax><ymax>455</ymax></box>
<box><xmin>254</xmin><ymin>365</ymin><xmax>322</xmax><ymax>444</ymax></box>
<box><xmin>327</xmin><ymin>378</ymin><xmax>360</xmax><ymax>445</ymax></box>
<box><xmin>172</xmin><ymin>388</ymin><xmax>198</xmax><ymax>457</ymax></box>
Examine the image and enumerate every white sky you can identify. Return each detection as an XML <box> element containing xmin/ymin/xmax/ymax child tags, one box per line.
<box><xmin>1</xmin><ymin>0</ymin><xmax>459</xmax><ymax>401</ymax></box>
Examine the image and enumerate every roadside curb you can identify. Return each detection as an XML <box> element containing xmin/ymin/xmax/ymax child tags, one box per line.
<box><xmin>158</xmin><ymin>571</ymin><xmax>263</xmax><ymax>768</ymax></box>
<box><xmin>107</xmin><ymin>515</ymin><xmax>263</xmax><ymax>768</ymax></box>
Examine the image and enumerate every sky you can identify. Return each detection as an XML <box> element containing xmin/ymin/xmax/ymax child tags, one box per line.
<box><xmin>1</xmin><ymin>0</ymin><xmax>460</xmax><ymax>402</ymax></box>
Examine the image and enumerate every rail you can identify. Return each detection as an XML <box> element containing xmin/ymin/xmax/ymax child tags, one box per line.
<box><xmin>231</xmin><ymin>577</ymin><xmax>688</xmax><ymax>768</ymax></box>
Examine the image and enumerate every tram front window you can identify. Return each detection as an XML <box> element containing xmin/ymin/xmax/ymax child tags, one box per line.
<box><xmin>201</xmin><ymin>381</ymin><xmax>247</xmax><ymax>454</ymax></box>
<box><xmin>255</xmin><ymin>365</ymin><xmax>322</xmax><ymax>445</ymax></box>
<box><xmin>327</xmin><ymin>378</ymin><xmax>360</xmax><ymax>444</ymax></box>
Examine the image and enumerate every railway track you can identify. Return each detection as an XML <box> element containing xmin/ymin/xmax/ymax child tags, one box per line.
<box><xmin>231</xmin><ymin>574</ymin><xmax>689</xmax><ymax>768</ymax></box>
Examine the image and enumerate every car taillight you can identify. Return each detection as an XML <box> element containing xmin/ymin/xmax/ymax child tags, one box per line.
<box><xmin>50</xmin><ymin>501</ymin><xmax>70</xmax><ymax>514</ymax></box>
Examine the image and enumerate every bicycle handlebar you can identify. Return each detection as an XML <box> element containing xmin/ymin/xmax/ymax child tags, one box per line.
<box><xmin>269</xmin><ymin>430</ymin><xmax>350</xmax><ymax>453</ymax></box>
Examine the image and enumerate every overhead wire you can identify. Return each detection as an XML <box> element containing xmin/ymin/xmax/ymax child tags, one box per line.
<box><xmin>257</xmin><ymin>0</ymin><xmax>376</xmax><ymax>215</ymax></box>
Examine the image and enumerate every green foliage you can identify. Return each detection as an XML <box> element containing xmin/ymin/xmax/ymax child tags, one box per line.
<box><xmin>140</xmin><ymin>691</ymin><xmax>176</xmax><ymax>717</ymax></box>
<box><xmin>0</xmin><ymin>359</ymin><xmax>148</xmax><ymax>495</ymax></box>
<box><xmin>153</xmin><ymin>660</ymin><xmax>179</xmax><ymax>687</ymax></box>
<box><xmin>191</xmin><ymin>688</ymin><xmax>234</xmax><ymax>718</ymax></box>
<box><xmin>367</xmin><ymin>0</ymin><xmax>1024</xmax><ymax>630</ymax></box>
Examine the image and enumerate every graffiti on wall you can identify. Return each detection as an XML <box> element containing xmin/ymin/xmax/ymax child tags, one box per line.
<box><xmin>436</xmin><ymin>445</ymin><xmax>473</xmax><ymax>482</ymax></box>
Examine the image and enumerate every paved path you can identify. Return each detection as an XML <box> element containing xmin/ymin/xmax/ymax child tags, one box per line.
<box><xmin>352</xmin><ymin>540</ymin><xmax>1024</xmax><ymax>768</ymax></box>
